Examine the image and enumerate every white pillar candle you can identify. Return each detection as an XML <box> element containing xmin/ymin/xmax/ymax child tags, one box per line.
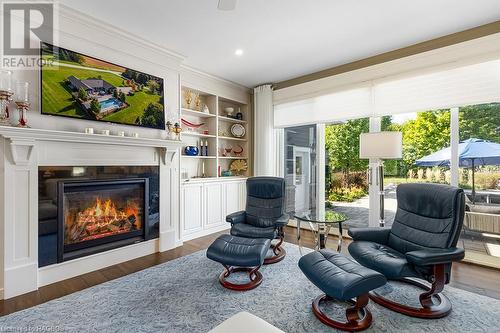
<box><xmin>0</xmin><ymin>71</ymin><xmax>12</xmax><ymax>92</ymax></box>
<box><xmin>15</xmin><ymin>81</ymin><xmax>29</xmax><ymax>103</ymax></box>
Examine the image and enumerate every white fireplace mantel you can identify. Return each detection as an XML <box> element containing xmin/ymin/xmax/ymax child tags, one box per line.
<box><xmin>0</xmin><ymin>127</ymin><xmax>182</xmax><ymax>299</ymax></box>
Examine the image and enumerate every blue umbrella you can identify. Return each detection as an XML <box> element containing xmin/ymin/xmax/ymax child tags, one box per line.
<box><xmin>415</xmin><ymin>138</ymin><xmax>500</xmax><ymax>201</ymax></box>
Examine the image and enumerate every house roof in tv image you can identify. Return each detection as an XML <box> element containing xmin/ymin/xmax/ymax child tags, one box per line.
<box><xmin>67</xmin><ymin>75</ymin><xmax>115</xmax><ymax>92</ymax></box>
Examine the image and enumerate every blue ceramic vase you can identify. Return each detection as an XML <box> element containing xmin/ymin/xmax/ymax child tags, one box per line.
<box><xmin>184</xmin><ymin>146</ymin><xmax>199</xmax><ymax>156</ymax></box>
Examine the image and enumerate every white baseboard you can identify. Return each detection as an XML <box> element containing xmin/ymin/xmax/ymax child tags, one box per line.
<box><xmin>0</xmin><ymin>287</ymin><xmax>3</xmax><ymax>300</ymax></box>
<box><xmin>38</xmin><ymin>239</ymin><xmax>158</xmax><ymax>287</ymax></box>
<box><xmin>182</xmin><ymin>224</ymin><xmax>230</xmax><ymax>242</ymax></box>
<box><xmin>4</xmin><ymin>262</ymin><xmax>38</xmax><ymax>299</ymax></box>
<box><xmin>159</xmin><ymin>229</ymin><xmax>177</xmax><ymax>252</ymax></box>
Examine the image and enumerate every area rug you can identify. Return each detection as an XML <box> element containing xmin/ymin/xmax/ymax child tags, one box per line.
<box><xmin>0</xmin><ymin>243</ymin><xmax>498</xmax><ymax>332</ymax></box>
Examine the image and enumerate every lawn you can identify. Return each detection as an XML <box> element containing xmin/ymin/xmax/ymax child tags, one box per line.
<box><xmin>42</xmin><ymin>64</ymin><xmax>125</xmax><ymax>118</ymax></box>
<box><xmin>383</xmin><ymin>177</ymin><xmax>423</xmax><ymax>186</ymax></box>
<box><xmin>103</xmin><ymin>91</ymin><xmax>161</xmax><ymax>124</ymax></box>
<box><xmin>42</xmin><ymin>60</ymin><xmax>163</xmax><ymax>127</ymax></box>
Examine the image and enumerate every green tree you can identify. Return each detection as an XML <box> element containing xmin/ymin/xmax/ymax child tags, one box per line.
<box><xmin>77</xmin><ymin>88</ymin><xmax>88</xmax><ymax>101</ymax></box>
<box><xmin>400</xmin><ymin>110</ymin><xmax>450</xmax><ymax>171</ymax></box>
<box><xmin>459</xmin><ymin>103</ymin><xmax>500</xmax><ymax>143</ymax></box>
<box><xmin>119</xmin><ymin>91</ymin><xmax>126</xmax><ymax>103</ymax></box>
<box><xmin>113</xmin><ymin>89</ymin><xmax>118</xmax><ymax>99</ymax></box>
<box><xmin>89</xmin><ymin>98</ymin><xmax>100</xmax><ymax>116</ymax></box>
<box><xmin>138</xmin><ymin>102</ymin><xmax>164</xmax><ymax>128</ymax></box>
<box><xmin>325</xmin><ymin>118</ymin><xmax>369</xmax><ymax>175</ymax></box>
<box><xmin>146</xmin><ymin>80</ymin><xmax>160</xmax><ymax>94</ymax></box>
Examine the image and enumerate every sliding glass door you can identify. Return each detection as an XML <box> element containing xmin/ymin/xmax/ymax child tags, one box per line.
<box><xmin>283</xmin><ymin>125</ymin><xmax>318</xmax><ymax>216</ymax></box>
<box><xmin>325</xmin><ymin>118</ymin><xmax>370</xmax><ymax>230</ymax></box>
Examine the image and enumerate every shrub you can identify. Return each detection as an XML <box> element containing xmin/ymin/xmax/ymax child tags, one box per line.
<box><xmin>328</xmin><ymin>186</ymin><xmax>367</xmax><ymax>202</ymax></box>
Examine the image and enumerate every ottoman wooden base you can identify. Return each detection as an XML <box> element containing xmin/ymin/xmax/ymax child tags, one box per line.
<box><xmin>219</xmin><ymin>265</ymin><xmax>262</xmax><ymax>291</ymax></box>
<box><xmin>312</xmin><ymin>294</ymin><xmax>372</xmax><ymax>332</ymax></box>
<box><xmin>263</xmin><ymin>242</ymin><xmax>286</xmax><ymax>265</ymax></box>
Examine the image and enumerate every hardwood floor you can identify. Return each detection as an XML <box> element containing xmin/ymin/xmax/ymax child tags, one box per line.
<box><xmin>1</xmin><ymin>226</ymin><xmax>499</xmax><ymax>316</ymax></box>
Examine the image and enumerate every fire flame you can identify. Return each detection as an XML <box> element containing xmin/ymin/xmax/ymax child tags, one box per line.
<box><xmin>66</xmin><ymin>196</ymin><xmax>141</xmax><ymax>244</ymax></box>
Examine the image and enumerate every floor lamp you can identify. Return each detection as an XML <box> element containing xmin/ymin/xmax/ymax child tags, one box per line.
<box><xmin>359</xmin><ymin>132</ymin><xmax>402</xmax><ymax>227</ymax></box>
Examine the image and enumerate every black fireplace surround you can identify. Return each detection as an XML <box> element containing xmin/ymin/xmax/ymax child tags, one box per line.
<box><xmin>38</xmin><ymin>166</ymin><xmax>159</xmax><ymax>267</ymax></box>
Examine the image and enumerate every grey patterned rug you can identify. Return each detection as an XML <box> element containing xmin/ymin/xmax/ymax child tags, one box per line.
<box><xmin>1</xmin><ymin>242</ymin><xmax>499</xmax><ymax>332</ymax></box>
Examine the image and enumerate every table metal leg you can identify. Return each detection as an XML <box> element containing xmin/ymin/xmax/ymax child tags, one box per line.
<box><xmin>337</xmin><ymin>222</ymin><xmax>343</xmax><ymax>252</ymax></box>
<box><xmin>297</xmin><ymin>219</ymin><xmax>301</xmax><ymax>241</ymax></box>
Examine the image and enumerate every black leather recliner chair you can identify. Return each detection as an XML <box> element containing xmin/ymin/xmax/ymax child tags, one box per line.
<box><xmin>226</xmin><ymin>177</ymin><xmax>289</xmax><ymax>264</ymax></box>
<box><xmin>348</xmin><ymin>183</ymin><xmax>465</xmax><ymax>318</ymax></box>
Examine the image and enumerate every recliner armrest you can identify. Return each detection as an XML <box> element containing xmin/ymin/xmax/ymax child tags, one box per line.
<box><xmin>226</xmin><ymin>211</ymin><xmax>246</xmax><ymax>224</ymax></box>
<box><xmin>348</xmin><ymin>227</ymin><xmax>391</xmax><ymax>244</ymax></box>
<box><xmin>406</xmin><ymin>248</ymin><xmax>465</xmax><ymax>266</ymax></box>
<box><xmin>275</xmin><ymin>214</ymin><xmax>289</xmax><ymax>228</ymax></box>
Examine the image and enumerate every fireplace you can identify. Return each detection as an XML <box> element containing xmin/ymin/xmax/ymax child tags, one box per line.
<box><xmin>57</xmin><ymin>178</ymin><xmax>149</xmax><ymax>262</ymax></box>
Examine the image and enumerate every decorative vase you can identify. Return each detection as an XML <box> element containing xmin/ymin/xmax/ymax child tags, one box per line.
<box><xmin>184</xmin><ymin>146</ymin><xmax>199</xmax><ymax>156</ymax></box>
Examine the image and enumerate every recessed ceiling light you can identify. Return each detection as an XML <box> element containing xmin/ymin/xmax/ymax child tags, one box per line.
<box><xmin>235</xmin><ymin>49</ymin><xmax>243</xmax><ymax>56</ymax></box>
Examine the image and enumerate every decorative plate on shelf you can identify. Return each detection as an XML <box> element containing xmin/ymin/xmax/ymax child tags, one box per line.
<box><xmin>230</xmin><ymin>123</ymin><xmax>245</xmax><ymax>138</ymax></box>
<box><xmin>229</xmin><ymin>159</ymin><xmax>248</xmax><ymax>175</ymax></box>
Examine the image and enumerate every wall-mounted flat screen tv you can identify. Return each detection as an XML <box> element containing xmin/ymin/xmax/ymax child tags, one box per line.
<box><xmin>40</xmin><ymin>42</ymin><xmax>165</xmax><ymax>130</ymax></box>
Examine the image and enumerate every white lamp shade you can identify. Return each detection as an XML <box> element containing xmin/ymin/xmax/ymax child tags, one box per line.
<box><xmin>359</xmin><ymin>132</ymin><xmax>402</xmax><ymax>159</ymax></box>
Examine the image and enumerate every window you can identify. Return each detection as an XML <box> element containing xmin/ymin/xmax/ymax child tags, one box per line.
<box><xmin>458</xmin><ymin>103</ymin><xmax>500</xmax><ymax>266</ymax></box>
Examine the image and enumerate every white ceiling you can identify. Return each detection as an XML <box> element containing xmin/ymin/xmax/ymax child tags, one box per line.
<box><xmin>63</xmin><ymin>0</ymin><xmax>500</xmax><ymax>88</ymax></box>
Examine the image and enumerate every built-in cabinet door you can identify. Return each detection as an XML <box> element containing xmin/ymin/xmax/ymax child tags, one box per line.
<box><xmin>205</xmin><ymin>183</ymin><xmax>224</xmax><ymax>228</ymax></box>
<box><xmin>182</xmin><ymin>184</ymin><xmax>204</xmax><ymax>235</ymax></box>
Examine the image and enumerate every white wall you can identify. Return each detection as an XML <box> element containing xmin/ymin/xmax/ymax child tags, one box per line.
<box><xmin>7</xmin><ymin>4</ymin><xmax>249</xmax><ymax>137</ymax></box>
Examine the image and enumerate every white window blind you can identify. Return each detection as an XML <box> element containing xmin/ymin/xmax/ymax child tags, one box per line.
<box><xmin>274</xmin><ymin>59</ymin><xmax>500</xmax><ymax>127</ymax></box>
<box><xmin>274</xmin><ymin>86</ymin><xmax>372</xmax><ymax>128</ymax></box>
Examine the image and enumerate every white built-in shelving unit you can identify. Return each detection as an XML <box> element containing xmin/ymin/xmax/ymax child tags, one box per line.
<box><xmin>180</xmin><ymin>86</ymin><xmax>252</xmax><ymax>181</ymax></box>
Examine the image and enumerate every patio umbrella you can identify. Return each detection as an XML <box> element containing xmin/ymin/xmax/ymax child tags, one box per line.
<box><xmin>415</xmin><ymin>138</ymin><xmax>500</xmax><ymax>201</ymax></box>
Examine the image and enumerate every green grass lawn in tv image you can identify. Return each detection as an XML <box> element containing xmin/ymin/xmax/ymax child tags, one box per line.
<box><xmin>41</xmin><ymin>58</ymin><xmax>164</xmax><ymax>128</ymax></box>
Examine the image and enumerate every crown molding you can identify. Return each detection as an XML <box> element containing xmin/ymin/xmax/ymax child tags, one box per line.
<box><xmin>180</xmin><ymin>64</ymin><xmax>251</xmax><ymax>91</ymax></box>
<box><xmin>57</xmin><ymin>4</ymin><xmax>186</xmax><ymax>64</ymax></box>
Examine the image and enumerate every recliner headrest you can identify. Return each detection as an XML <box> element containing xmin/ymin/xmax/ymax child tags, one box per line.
<box><xmin>247</xmin><ymin>177</ymin><xmax>285</xmax><ymax>199</ymax></box>
<box><xmin>396</xmin><ymin>183</ymin><xmax>463</xmax><ymax>219</ymax></box>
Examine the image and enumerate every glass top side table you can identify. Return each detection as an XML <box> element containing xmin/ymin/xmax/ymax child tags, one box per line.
<box><xmin>294</xmin><ymin>210</ymin><xmax>348</xmax><ymax>251</ymax></box>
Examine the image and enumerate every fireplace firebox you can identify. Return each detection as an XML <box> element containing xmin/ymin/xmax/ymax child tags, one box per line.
<box><xmin>57</xmin><ymin>178</ymin><xmax>149</xmax><ymax>262</ymax></box>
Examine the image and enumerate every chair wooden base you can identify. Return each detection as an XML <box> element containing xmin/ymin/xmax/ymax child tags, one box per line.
<box><xmin>369</xmin><ymin>264</ymin><xmax>452</xmax><ymax>319</ymax></box>
<box><xmin>218</xmin><ymin>266</ymin><xmax>262</xmax><ymax>291</ymax></box>
<box><xmin>263</xmin><ymin>235</ymin><xmax>286</xmax><ymax>265</ymax></box>
<box><xmin>312</xmin><ymin>294</ymin><xmax>373</xmax><ymax>332</ymax></box>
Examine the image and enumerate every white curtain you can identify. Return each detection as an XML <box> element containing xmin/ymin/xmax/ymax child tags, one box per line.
<box><xmin>254</xmin><ymin>84</ymin><xmax>275</xmax><ymax>176</ymax></box>
<box><xmin>274</xmin><ymin>58</ymin><xmax>500</xmax><ymax>127</ymax></box>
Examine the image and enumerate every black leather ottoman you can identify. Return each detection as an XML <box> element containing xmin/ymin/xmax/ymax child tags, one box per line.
<box><xmin>207</xmin><ymin>234</ymin><xmax>271</xmax><ymax>291</ymax></box>
<box><xmin>299</xmin><ymin>250</ymin><xmax>386</xmax><ymax>332</ymax></box>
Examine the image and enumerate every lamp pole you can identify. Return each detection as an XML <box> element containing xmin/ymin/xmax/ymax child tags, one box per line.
<box><xmin>378</xmin><ymin>162</ymin><xmax>385</xmax><ymax>227</ymax></box>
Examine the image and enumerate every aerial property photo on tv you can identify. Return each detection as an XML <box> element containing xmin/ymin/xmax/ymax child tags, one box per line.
<box><xmin>40</xmin><ymin>42</ymin><xmax>165</xmax><ymax>129</ymax></box>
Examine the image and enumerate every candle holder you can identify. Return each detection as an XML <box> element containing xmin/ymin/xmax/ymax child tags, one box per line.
<box><xmin>15</xmin><ymin>101</ymin><xmax>30</xmax><ymax>128</ymax></box>
<box><xmin>0</xmin><ymin>70</ymin><xmax>13</xmax><ymax>126</ymax></box>
<box><xmin>14</xmin><ymin>82</ymin><xmax>30</xmax><ymax>128</ymax></box>
<box><xmin>0</xmin><ymin>90</ymin><xmax>13</xmax><ymax>126</ymax></box>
